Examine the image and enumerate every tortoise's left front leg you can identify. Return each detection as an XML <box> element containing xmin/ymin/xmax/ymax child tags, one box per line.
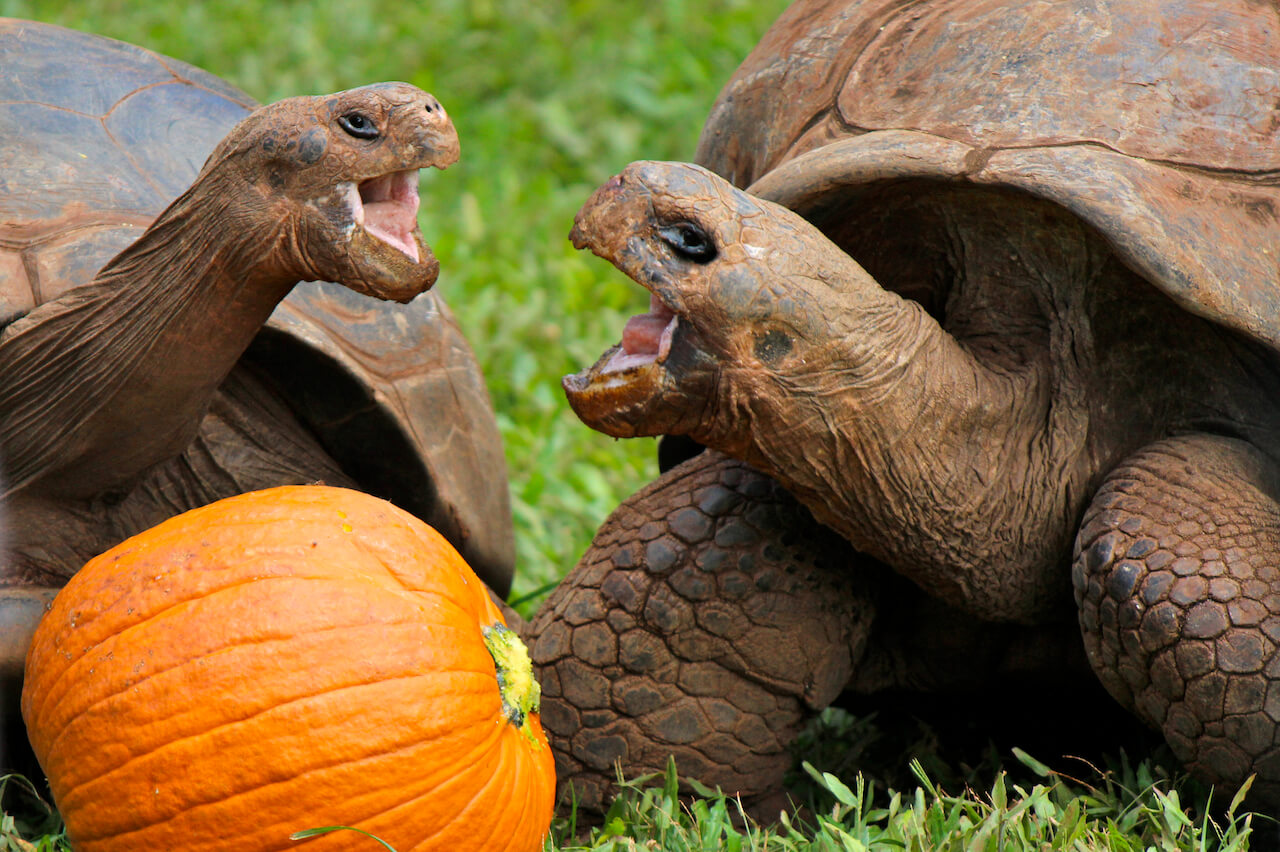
<box><xmin>1073</xmin><ymin>433</ymin><xmax>1280</xmax><ymax>808</ymax></box>
<box><xmin>526</xmin><ymin>451</ymin><xmax>875</xmax><ymax>812</ymax></box>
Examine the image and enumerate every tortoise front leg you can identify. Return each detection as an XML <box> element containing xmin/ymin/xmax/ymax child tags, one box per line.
<box><xmin>1073</xmin><ymin>433</ymin><xmax>1280</xmax><ymax>807</ymax></box>
<box><xmin>527</xmin><ymin>451</ymin><xmax>874</xmax><ymax>811</ymax></box>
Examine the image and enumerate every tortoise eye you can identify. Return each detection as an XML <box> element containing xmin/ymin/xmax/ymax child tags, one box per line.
<box><xmin>338</xmin><ymin>112</ymin><xmax>379</xmax><ymax>140</ymax></box>
<box><xmin>658</xmin><ymin>222</ymin><xmax>717</xmax><ymax>263</ymax></box>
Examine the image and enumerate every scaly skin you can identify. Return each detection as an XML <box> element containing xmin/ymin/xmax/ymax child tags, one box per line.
<box><xmin>534</xmin><ymin>161</ymin><xmax>1280</xmax><ymax>810</ymax></box>
<box><xmin>530</xmin><ymin>451</ymin><xmax>873</xmax><ymax>807</ymax></box>
<box><xmin>1073</xmin><ymin>434</ymin><xmax>1280</xmax><ymax>807</ymax></box>
<box><xmin>529</xmin><ymin>450</ymin><xmax>1121</xmax><ymax>810</ymax></box>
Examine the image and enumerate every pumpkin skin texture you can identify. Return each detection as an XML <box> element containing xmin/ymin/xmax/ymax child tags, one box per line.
<box><xmin>21</xmin><ymin>485</ymin><xmax>555</xmax><ymax>852</ymax></box>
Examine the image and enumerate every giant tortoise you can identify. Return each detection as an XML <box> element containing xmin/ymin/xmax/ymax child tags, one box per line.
<box><xmin>529</xmin><ymin>0</ymin><xmax>1280</xmax><ymax>811</ymax></box>
<box><xmin>0</xmin><ymin>19</ymin><xmax>513</xmax><ymax>761</ymax></box>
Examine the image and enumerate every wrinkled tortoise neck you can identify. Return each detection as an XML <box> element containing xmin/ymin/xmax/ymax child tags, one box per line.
<box><xmin>687</xmin><ymin>255</ymin><xmax>1081</xmax><ymax>620</ymax></box>
<box><xmin>0</xmin><ymin>161</ymin><xmax>310</xmax><ymax>500</ymax></box>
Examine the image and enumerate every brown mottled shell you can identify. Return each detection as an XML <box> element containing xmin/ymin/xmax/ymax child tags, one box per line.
<box><xmin>695</xmin><ymin>0</ymin><xmax>1280</xmax><ymax>353</ymax></box>
<box><xmin>0</xmin><ymin>19</ymin><xmax>514</xmax><ymax>593</ymax></box>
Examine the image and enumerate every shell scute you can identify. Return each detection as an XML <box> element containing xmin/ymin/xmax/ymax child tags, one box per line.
<box><xmin>0</xmin><ymin>20</ymin><xmax>253</xmax><ymax>317</ymax></box>
<box><xmin>700</xmin><ymin>0</ymin><xmax>1280</xmax><ymax>351</ymax></box>
<box><xmin>0</xmin><ymin>19</ymin><xmax>177</xmax><ymax>116</ymax></box>
<box><xmin>0</xmin><ymin>106</ymin><xmax>159</xmax><ymax>234</ymax></box>
<box><xmin>834</xmin><ymin>0</ymin><xmax>1280</xmax><ymax>170</ymax></box>
<box><xmin>103</xmin><ymin>81</ymin><xmax>248</xmax><ymax>200</ymax></box>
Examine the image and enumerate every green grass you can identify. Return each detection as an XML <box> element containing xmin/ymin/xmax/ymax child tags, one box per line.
<box><xmin>5</xmin><ymin>751</ymin><xmax>1263</xmax><ymax>851</ymax></box>
<box><xmin>546</xmin><ymin>753</ymin><xmax>1260</xmax><ymax>852</ymax></box>
<box><xmin>289</xmin><ymin>751</ymin><xmax>1263</xmax><ymax>850</ymax></box>
<box><xmin>0</xmin><ymin>1</ymin><xmax>1267</xmax><ymax>849</ymax></box>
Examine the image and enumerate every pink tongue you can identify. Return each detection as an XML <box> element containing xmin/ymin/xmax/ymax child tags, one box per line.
<box><xmin>361</xmin><ymin>171</ymin><xmax>420</xmax><ymax>261</ymax></box>
<box><xmin>621</xmin><ymin>296</ymin><xmax>674</xmax><ymax>355</ymax></box>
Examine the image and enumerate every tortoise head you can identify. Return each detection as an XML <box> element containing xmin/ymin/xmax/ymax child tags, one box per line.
<box><xmin>200</xmin><ymin>82</ymin><xmax>459</xmax><ymax>302</ymax></box>
<box><xmin>565</xmin><ymin>160</ymin><xmax>875</xmax><ymax>442</ymax></box>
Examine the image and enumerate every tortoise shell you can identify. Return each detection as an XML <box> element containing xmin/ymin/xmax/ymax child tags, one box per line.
<box><xmin>695</xmin><ymin>0</ymin><xmax>1280</xmax><ymax>354</ymax></box>
<box><xmin>0</xmin><ymin>19</ymin><xmax>515</xmax><ymax>594</ymax></box>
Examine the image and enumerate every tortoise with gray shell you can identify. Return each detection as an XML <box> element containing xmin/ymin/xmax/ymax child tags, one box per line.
<box><xmin>0</xmin><ymin>19</ymin><xmax>513</xmax><ymax>731</ymax></box>
<box><xmin>529</xmin><ymin>0</ymin><xmax>1280</xmax><ymax>811</ymax></box>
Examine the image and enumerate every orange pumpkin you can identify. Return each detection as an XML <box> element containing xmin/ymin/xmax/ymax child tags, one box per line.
<box><xmin>21</xmin><ymin>485</ymin><xmax>556</xmax><ymax>852</ymax></box>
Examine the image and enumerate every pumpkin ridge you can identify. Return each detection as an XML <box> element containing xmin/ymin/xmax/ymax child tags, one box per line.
<box><xmin>473</xmin><ymin>726</ymin><xmax>553</xmax><ymax>852</ymax></box>
<box><xmin>31</xmin><ymin>554</ymin><xmax>478</xmax><ymax>663</ymax></box>
<box><xmin>24</xmin><ymin>570</ymin><xmax>288</xmax><ymax>727</ymax></box>
<box><xmin>393</xmin><ymin>722</ymin><xmax>525</xmax><ymax>852</ymax></box>
<box><xmin>334</xmin><ymin>706</ymin><xmax>530</xmax><ymax>843</ymax></box>
<box><xmin>514</xmin><ymin>729</ymin><xmax>555</xmax><ymax>852</ymax></box>
<box><xmin>62</xmin><ymin>678</ymin><xmax>502</xmax><ymax>846</ymax></box>
<box><xmin>40</xmin><ymin>629</ymin><xmax>491</xmax><ymax>788</ymax></box>
<box><xmin>27</xmin><ymin>573</ymin><xmax>478</xmax><ymax>730</ymax></box>
<box><xmin>51</xmin><ymin>662</ymin><xmax>499</xmax><ymax>809</ymax></box>
<box><xmin>344</xmin><ymin>526</ymin><xmax>483</xmax><ymax>618</ymax></box>
<box><xmin>490</xmin><ymin>743</ymin><xmax>534</xmax><ymax>852</ymax></box>
<box><xmin>459</xmin><ymin>729</ymin><xmax>539</xmax><ymax>852</ymax></box>
<box><xmin>67</xmin><ymin>679</ymin><xmax>512</xmax><ymax>848</ymax></box>
<box><xmin>286</xmin><ymin>714</ymin><xmax>520</xmax><ymax>850</ymax></box>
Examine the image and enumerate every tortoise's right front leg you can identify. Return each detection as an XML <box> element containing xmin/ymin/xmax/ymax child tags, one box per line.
<box><xmin>1073</xmin><ymin>433</ymin><xmax>1280</xmax><ymax>809</ymax></box>
<box><xmin>527</xmin><ymin>451</ymin><xmax>875</xmax><ymax>811</ymax></box>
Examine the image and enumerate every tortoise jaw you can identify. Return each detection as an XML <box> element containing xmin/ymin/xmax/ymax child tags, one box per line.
<box><xmin>562</xmin><ymin>347</ymin><xmax>667</xmax><ymax>438</ymax></box>
<box><xmin>563</xmin><ymin>265</ymin><xmax>713</xmax><ymax>439</ymax></box>
<box><xmin>565</xmin><ymin>165</ymin><xmax>727</xmax><ymax>437</ymax></box>
<box><xmin>567</xmin><ymin>183</ymin><xmax>687</xmax><ymax>380</ymax></box>
<box><xmin>328</xmin><ymin>165</ymin><xmax>446</xmax><ymax>303</ymax></box>
<box><xmin>565</xmin><ymin>304</ymin><xmax>678</xmax><ymax>391</ymax></box>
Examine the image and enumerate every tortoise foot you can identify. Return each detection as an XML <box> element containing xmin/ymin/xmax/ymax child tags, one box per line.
<box><xmin>527</xmin><ymin>451</ymin><xmax>872</xmax><ymax>811</ymax></box>
<box><xmin>1074</xmin><ymin>433</ymin><xmax>1280</xmax><ymax>809</ymax></box>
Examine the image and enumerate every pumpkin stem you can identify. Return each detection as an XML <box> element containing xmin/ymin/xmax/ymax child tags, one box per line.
<box><xmin>482</xmin><ymin>623</ymin><xmax>542</xmax><ymax>745</ymax></box>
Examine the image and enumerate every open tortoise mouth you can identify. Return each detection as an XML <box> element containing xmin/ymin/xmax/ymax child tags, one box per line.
<box><xmin>567</xmin><ymin>187</ymin><xmax>686</xmax><ymax>389</ymax></box>
<box><xmin>563</xmin><ymin>281</ymin><xmax>689</xmax><ymax>406</ymax></box>
<box><xmin>610</xmin><ymin>295</ymin><xmax>679</xmax><ymax>373</ymax></box>
<box><xmin>562</xmin><ymin>164</ymin><xmax>728</xmax><ymax>434</ymax></box>
<box><xmin>562</xmin><ymin>286</ymin><xmax>685</xmax><ymax>433</ymax></box>
<box><xmin>562</xmin><ymin>254</ymin><xmax>702</xmax><ymax>435</ymax></box>
<box><xmin>341</xmin><ymin>169</ymin><xmax>425</xmax><ymax>262</ymax></box>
